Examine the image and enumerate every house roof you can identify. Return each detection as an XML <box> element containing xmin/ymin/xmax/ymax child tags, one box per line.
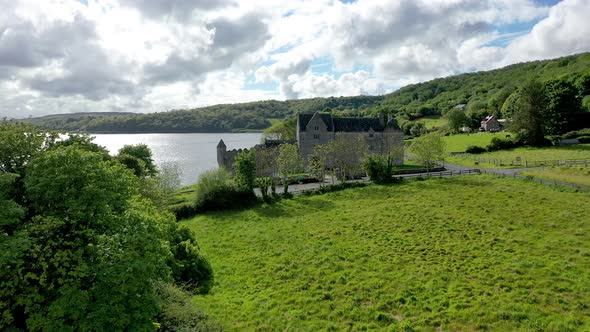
<box><xmin>298</xmin><ymin>113</ymin><xmax>334</xmax><ymax>131</ymax></box>
<box><xmin>481</xmin><ymin>115</ymin><xmax>496</xmax><ymax>124</ymax></box>
<box><xmin>298</xmin><ymin>112</ymin><xmax>391</xmax><ymax>132</ymax></box>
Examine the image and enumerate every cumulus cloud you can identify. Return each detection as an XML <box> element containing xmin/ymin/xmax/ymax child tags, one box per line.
<box><xmin>1</xmin><ymin>0</ymin><xmax>590</xmax><ymax>119</ymax></box>
<box><xmin>118</xmin><ymin>0</ymin><xmax>235</xmax><ymax>21</ymax></box>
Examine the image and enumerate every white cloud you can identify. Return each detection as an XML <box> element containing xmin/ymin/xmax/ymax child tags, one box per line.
<box><xmin>1</xmin><ymin>0</ymin><xmax>590</xmax><ymax>119</ymax></box>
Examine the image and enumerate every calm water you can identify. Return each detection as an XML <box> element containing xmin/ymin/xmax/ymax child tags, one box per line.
<box><xmin>92</xmin><ymin>133</ymin><xmax>262</xmax><ymax>186</ymax></box>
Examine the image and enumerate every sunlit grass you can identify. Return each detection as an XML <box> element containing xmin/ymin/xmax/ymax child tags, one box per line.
<box><xmin>442</xmin><ymin>132</ymin><xmax>508</xmax><ymax>152</ymax></box>
<box><xmin>186</xmin><ymin>175</ymin><xmax>590</xmax><ymax>331</ymax></box>
<box><xmin>417</xmin><ymin>116</ymin><xmax>448</xmax><ymax>129</ymax></box>
<box><xmin>448</xmin><ymin>144</ymin><xmax>590</xmax><ymax>168</ymax></box>
<box><xmin>522</xmin><ymin>165</ymin><xmax>590</xmax><ymax>187</ymax></box>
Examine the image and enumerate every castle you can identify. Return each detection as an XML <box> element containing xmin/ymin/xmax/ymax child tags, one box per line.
<box><xmin>217</xmin><ymin>112</ymin><xmax>404</xmax><ymax>172</ymax></box>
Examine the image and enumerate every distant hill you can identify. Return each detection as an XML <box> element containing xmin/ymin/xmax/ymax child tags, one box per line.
<box><xmin>24</xmin><ymin>96</ymin><xmax>383</xmax><ymax>133</ymax></box>
<box><xmin>376</xmin><ymin>52</ymin><xmax>590</xmax><ymax>118</ymax></box>
<box><xmin>19</xmin><ymin>53</ymin><xmax>590</xmax><ymax>133</ymax></box>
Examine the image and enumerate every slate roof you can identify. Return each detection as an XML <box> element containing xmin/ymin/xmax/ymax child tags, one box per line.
<box><xmin>333</xmin><ymin>117</ymin><xmax>384</xmax><ymax>132</ymax></box>
<box><xmin>298</xmin><ymin>112</ymin><xmax>392</xmax><ymax>132</ymax></box>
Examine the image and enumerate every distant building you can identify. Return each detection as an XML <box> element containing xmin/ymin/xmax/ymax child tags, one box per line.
<box><xmin>480</xmin><ymin>115</ymin><xmax>502</xmax><ymax>132</ymax></box>
<box><xmin>217</xmin><ymin>112</ymin><xmax>404</xmax><ymax>172</ymax></box>
<box><xmin>453</xmin><ymin>104</ymin><xmax>466</xmax><ymax>111</ymax></box>
<box><xmin>297</xmin><ymin>112</ymin><xmax>404</xmax><ymax>166</ymax></box>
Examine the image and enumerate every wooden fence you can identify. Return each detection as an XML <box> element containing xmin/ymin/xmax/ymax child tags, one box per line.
<box><xmin>394</xmin><ymin>169</ymin><xmax>481</xmax><ymax>180</ymax></box>
<box><xmin>457</xmin><ymin>154</ymin><xmax>590</xmax><ymax>167</ymax></box>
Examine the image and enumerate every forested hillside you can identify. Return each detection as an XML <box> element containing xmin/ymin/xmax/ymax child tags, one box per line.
<box><xmin>22</xmin><ymin>96</ymin><xmax>383</xmax><ymax>133</ymax></box>
<box><xmin>376</xmin><ymin>52</ymin><xmax>590</xmax><ymax>118</ymax></box>
<box><xmin>19</xmin><ymin>53</ymin><xmax>590</xmax><ymax>133</ymax></box>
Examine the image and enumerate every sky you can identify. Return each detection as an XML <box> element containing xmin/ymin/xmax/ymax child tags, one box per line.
<box><xmin>1</xmin><ymin>0</ymin><xmax>589</xmax><ymax>119</ymax></box>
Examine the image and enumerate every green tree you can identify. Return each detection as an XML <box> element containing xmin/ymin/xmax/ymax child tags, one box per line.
<box><xmin>409</xmin><ymin>133</ymin><xmax>446</xmax><ymax>169</ymax></box>
<box><xmin>544</xmin><ymin>79</ymin><xmax>581</xmax><ymax>135</ymax></box>
<box><xmin>446</xmin><ymin>108</ymin><xmax>468</xmax><ymax>133</ymax></box>
<box><xmin>308</xmin><ymin>145</ymin><xmax>329</xmax><ymax>186</ymax></box>
<box><xmin>262</xmin><ymin>117</ymin><xmax>297</xmax><ymax>141</ymax></box>
<box><xmin>117</xmin><ymin>144</ymin><xmax>157</xmax><ymax>177</ymax></box>
<box><xmin>1</xmin><ymin>144</ymin><xmax>214</xmax><ymax>331</ymax></box>
<box><xmin>277</xmin><ymin>144</ymin><xmax>303</xmax><ymax>194</ymax></box>
<box><xmin>326</xmin><ymin>134</ymin><xmax>368</xmax><ymax>181</ymax></box>
<box><xmin>233</xmin><ymin>150</ymin><xmax>256</xmax><ymax>191</ymax></box>
<box><xmin>511</xmin><ymin>80</ymin><xmax>548</xmax><ymax>146</ymax></box>
<box><xmin>501</xmin><ymin>91</ymin><xmax>521</xmax><ymax>119</ymax></box>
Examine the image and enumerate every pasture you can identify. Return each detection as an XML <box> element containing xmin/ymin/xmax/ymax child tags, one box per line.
<box><xmin>186</xmin><ymin>175</ymin><xmax>590</xmax><ymax>331</ymax></box>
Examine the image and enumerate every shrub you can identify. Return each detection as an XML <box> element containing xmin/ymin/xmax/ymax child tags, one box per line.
<box><xmin>578</xmin><ymin>136</ymin><xmax>590</xmax><ymax>143</ymax></box>
<box><xmin>233</xmin><ymin>150</ymin><xmax>256</xmax><ymax>191</ymax></box>
<box><xmin>155</xmin><ymin>282</ymin><xmax>223</xmax><ymax>332</ymax></box>
<box><xmin>168</xmin><ymin>226</ymin><xmax>214</xmax><ymax>294</ymax></box>
<box><xmin>168</xmin><ymin>202</ymin><xmax>198</xmax><ymax>220</ymax></box>
<box><xmin>363</xmin><ymin>155</ymin><xmax>392</xmax><ymax>184</ymax></box>
<box><xmin>194</xmin><ymin>168</ymin><xmax>257</xmax><ymax>212</ymax></box>
<box><xmin>486</xmin><ymin>137</ymin><xmax>517</xmax><ymax>151</ymax></box>
<box><xmin>560</xmin><ymin>128</ymin><xmax>590</xmax><ymax>139</ymax></box>
<box><xmin>465</xmin><ymin>145</ymin><xmax>487</xmax><ymax>154</ymax></box>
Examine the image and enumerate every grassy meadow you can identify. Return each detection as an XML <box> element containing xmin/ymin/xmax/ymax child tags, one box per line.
<box><xmin>417</xmin><ymin>116</ymin><xmax>448</xmax><ymax>129</ymax></box>
<box><xmin>442</xmin><ymin>132</ymin><xmax>508</xmax><ymax>152</ymax></box>
<box><xmin>447</xmin><ymin>144</ymin><xmax>590</xmax><ymax>168</ymax></box>
<box><xmin>186</xmin><ymin>175</ymin><xmax>590</xmax><ymax>331</ymax></box>
<box><xmin>522</xmin><ymin>166</ymin><xmax>590</xmax><ymax>187</ymax></box>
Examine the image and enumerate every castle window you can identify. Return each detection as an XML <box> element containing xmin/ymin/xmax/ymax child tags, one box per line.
<box><xmin>314</xmin><ymin>126</ymin><xmax>319</xmax><ymax>130</ymax></box>
<box><xmin>369</xmin><ymin>133</ymin><xmax>374</xmax><ymax>138</ymax></box>
<box><xmin>313</xmin><ymin>134</ymin><xmax>320</xmax><ymax>139</ymax></box>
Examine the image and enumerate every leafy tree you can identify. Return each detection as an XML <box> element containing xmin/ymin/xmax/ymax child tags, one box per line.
<box><xmin>544</xmin><ymin>79</ymin><xmax>581</xmax><ymax>135</ymax></box>
<box><xmin>511</xmin><ymin>80</ymin><xmax>548</xmax><ymax>146</ymax></box>
<box><xmin>51</xmin><ymin>133</ymin><xmax>110</xmax><ymax>158</ymax></box>
<box><xmin>277</xmin><ymin>144</ymin><xmax>304</xmax><ymax>194</ymax></box>
<box><xmin>446</xmin><ymin>108</ymin><xmax>468</xmax><ymax>133</ymax></box>
<box><xmin>0</xmin><ymin>120</ymin><xmax>60</xmax><ymax>175</ymax></box>
<box><xmin>308</xmin><ymin>145</ymin><xmax>329</xmax><ymax>186</ymax></box>
<box><xmin>0</xmin><ymin>143</ymin><xmax>214</xmax><ymax>331</ymax></box>
<box><xmin>262</xmin><ymin>117</ymin><xmax>297</xmax><ymax>141</ymax></box>
<box><xmin>254</xmin><ymin>147</ymin><xmax>279</xmax><ymax>198</ymax></box>
<box><xmin>501</xmin><ymin>91</ymin><xmax>521</xmax><ymax>119</ymax></box>
<box><xmin>409</xmin><ymin>133</ymin><xmax>446</xmax><ymax>169</ymax></box>
<box><xmin>117</xmin><ymin>144</ymin><xmax>157</xmax><ymax>177</ymax></box>
<box><xmin>233</xmin><ymin>150</ymin><xmax>256</xmax><ymax>191</ymax></box>
<box><xmin>326</xmin><ymin>134</ymin><xmax>368</xmax><ymax>182</ymax></box>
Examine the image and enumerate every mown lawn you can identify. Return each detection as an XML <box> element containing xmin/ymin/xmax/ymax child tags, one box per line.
<box><xmin>447</xmin><ymin>144</ymin><xmax>590</xmax><ymax>168</ymax></box>
<box><xmin>186</xmin><ymin>175</ymin><xmax>590</xmax><ymax>331</ymax></box>
<box><xmin>522</xmin><ymin>165</ymin><xmax>590</xmax><ymax>187</ymax></box>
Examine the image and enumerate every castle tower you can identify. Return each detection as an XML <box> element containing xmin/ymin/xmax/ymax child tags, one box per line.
<box><xmin>217</xmin><ymin>139</ymin><xmax>226</xmax><ymax>168</ymax></box>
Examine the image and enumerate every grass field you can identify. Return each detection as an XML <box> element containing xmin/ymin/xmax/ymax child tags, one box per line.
<box><xmin>442</xmin><ymin>132</ymin><xmax>508</xmax><ymax>152</ymax></box>
<box><xmin>447</xmin><ymin>144</ymin><xmax>590</xmax><ymax>168</ymax></box>
<box><xmin>522</xmin><ymin>166</ymin><xmax>590</xmax><ymax>187</ymax></box>
<box><xmin>416</xmin><ymin>116</ymin><xmax>448</xmax><ymax>129</ymax></box>
<box><xmin>186</xmin><ymin>176</ymin><xmax>590</xmax><ymax>331</ymax></box>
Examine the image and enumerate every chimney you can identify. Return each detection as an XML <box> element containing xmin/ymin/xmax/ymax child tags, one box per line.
<box><xmin>378</xmin><ymin>112</ymin><xmax>385</xmax><ymax>126</ymax></box>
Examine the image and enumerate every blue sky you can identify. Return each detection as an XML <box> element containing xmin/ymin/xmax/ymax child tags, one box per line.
<box><xmin>1</xmin><ymin>0</ymin><xmax>589</xmax><ymax>118</ymax></box>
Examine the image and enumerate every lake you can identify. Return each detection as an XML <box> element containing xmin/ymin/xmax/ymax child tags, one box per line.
<box><xmin>92</xmin><ymin>133</ymin><xmax>263</xmax><ymax>186</ymax></box>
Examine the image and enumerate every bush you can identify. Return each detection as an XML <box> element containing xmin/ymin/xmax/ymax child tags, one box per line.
<box><xmin>578</xmin><ymin>136</ymin><xmax>590</xmax><ymax>143</ymax></box>
<box><xmin>195</xmin><ymin>169</ymin><xmax>257</xmax><ymax>212</ymax></box>
<box><xmin>168</xmin><ymin>202</ymin><xmax>198</xmax><ymax>220</ymax></box>
<box><xmin>155</xmin><ymin>282</ymin><xmax>223</xmax><ymax>332</ymax></box>
<box><xmin>168</xmin><ymin>226</ymin><xmax>214</xmax><ymax>294</ymax></box>
<box><xmin>465</xmin><ymin>145</ymin><xmax>487</xmax><ymax>154</ymax></box>
<box><xmin>486</xmin><ymin>137</ymin><xmax>517</xmax><ymax>151</ymax></box>
<box><xmin>561</xmin><ymin>128</ymin><xmax>590</xmax><ymax>139</ymax></box>
<box><xmin>363</xmin><ymin>155</ymin><xmax>392</xmax><ymax>184</ymax></box>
